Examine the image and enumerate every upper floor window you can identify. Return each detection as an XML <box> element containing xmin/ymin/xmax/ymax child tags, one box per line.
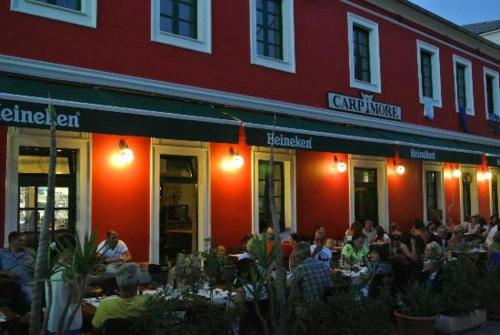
<box><xmin>151</xmin><ymin>0</ymin><xmax>211</xmax><ymax>53</ymax></box>
<box><xmin>453</xmin><ymin>55</ymin><xmax>474</xmax><ymax>116</ymax></box>
<box><xmin>417</xmin><ymin>40</ymin><xmax>442</xmax><ymax>107</ymax></box>
<box><xmin>348</xmin><ymin>13</ymin><xmax>381</xmax><ymax>93</ymax></box>
<box><xmin>250</xmin><ymin>0</ymin><xmax>296</xmax><ymax>73</ymax></box>
<box><xmin>11</xmin><ymin>0</ymin><xmax>96</xmax><ymax>27</ymax></box>
<box><xmin>483</xmin><ymin>67</ymin><xmax>500</xmax><ymax>119</ymax></box>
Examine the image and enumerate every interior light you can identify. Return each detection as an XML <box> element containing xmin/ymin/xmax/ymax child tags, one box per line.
<box><xmin>222</xmin><ymin>147</ymin><xmax>243</xmax><ymax>171</ymax></box>
<box><xmin>396</xmin><ymin>165</ymin><xmax>406</xmax><ymax>175</ymax></box>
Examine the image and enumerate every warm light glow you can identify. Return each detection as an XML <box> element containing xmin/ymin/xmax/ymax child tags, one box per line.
<box><xmin>452</xmin><ymin>169</ymin><xmax>461</xmax><ymax>178</ymax></box>
<box><xmin>477</xmin><ymin>172</ymin><xmax>485</xmax><ymax>182</ymax></box>
<box><xmin>221</xmin><ymin>148</ymin><xmax>244</xmax><ymax>171</ymax></box>
<box><xmin>111</xmin><ymin>139</ymin><xmax>134</xmax><ymax>167</ymax></box>
<box><xmin>396</xmin><ymin>165</ymin><xmax>406</xmax><ymax>175</ymax></box>
<box><xmin>337</xmin><ymin>161</ymin><xmax>347</xmax><ymax>173</ymax></box>
<box><xmin>444</xmin><ymin>170</ymin><xmax>452</xmax><ymax>179</ymax></box>
<box><xmin>484</xmin><ymin>171</ymin><xmax>493</xmax><ymax>180</ymax></box>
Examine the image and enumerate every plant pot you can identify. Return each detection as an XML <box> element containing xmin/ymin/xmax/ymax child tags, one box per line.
<box><xmin>394</xmin><ymin>310</ymin><xmax>437</xmax><ymax>335</ymax></box>
<box><xmin>435</xmin><ymin>309</ymin><xmax>487</xmax><ymax>334</ymax></box>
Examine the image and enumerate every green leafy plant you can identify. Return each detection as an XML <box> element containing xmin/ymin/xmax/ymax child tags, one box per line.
<box><xmin>398</xmin><ymin>281</ymin><xmax>440</xmax><ymax>317</ymax></box>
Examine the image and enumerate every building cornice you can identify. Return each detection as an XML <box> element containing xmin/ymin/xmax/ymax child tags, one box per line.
<box><xmin>1</xmin><ymin>55</ymin><xmax>499</xmax><ymax>148</ymax></box>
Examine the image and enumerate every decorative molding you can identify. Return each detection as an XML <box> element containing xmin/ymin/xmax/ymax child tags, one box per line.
<box><xmin>0</xmin><ymin>55</ymin><xmax>499</xmax><ymax>148</ymax></box>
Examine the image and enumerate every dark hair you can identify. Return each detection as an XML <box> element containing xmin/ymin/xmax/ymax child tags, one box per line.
<box><xmin>351</xmin><ymin>222</ymin><xmax>363</xmax><ymax>235</ymax></box>
<box><xmin>236</xmin><ymin>258</ymin><xmax>256</xmax><ymax>280</ymax></box>
<box><xmin>290</xmin><ymin>233</ymin><xmax>299</xmax><ymax>242</ymax></box>
<box><xmin>478</xmin><ymin>216</ymin><xmax>487</xmax><ymax>227</ymax></box>
<box><xmin>412</xmin><ymin>219</ymin><xmax>425</xmax><ymax>230</ymax></box>
<box><xmin>52</xmin><ymin>233</ymin><xmax>77</xmax><ymax>260</ymax></box>
<box><xmin>351</xmin><ymin>233</ymin><xmax>364</xmax><ymax>242</ymax></box>
<box><xmin>8</xmin><ymin>231</ymin><xmax>23</xmax><ymax>243</ymax></box>
<box><xmin>370</xmin><ymin>245</ymin><xmax>389</xmax><ymax>262</ymax></box>
<box><xmin>375</xmin><ymin>226</ymin><xmax>387</xmax><ymax>239</ymax></box>
<box><xmin>491</xmin><ymin>215</ymin><xmax>499</xmax><ymax>225</ymax></box>
<box><xmin>105</xmin><ymin>230</ymin><xmax>118</xmax><ymax>238</ymax></box>
<box><xmin>314</xmin><ymin>224</ymin><xmax>325</xmax><ymax>231</ymax></box>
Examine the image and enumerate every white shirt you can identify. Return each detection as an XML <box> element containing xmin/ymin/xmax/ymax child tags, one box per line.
<box><xmin>486</xmin><ymin>225</ymin><xmax>498</xmax><ymax>247</ymax></box>
<box><xmin>97</xmin><ymin>240</ymin><xmax>128</xmax><ymax>259</ymax></box>
<box><xmin>310</xmin><ymin>245</ymin><xmax>332</xmax><ymax>263</ymax></box>
<box><xmin>363</xmin><ymin>229</ymin><xmax>377</xmax><ymax>245</ymax></box>
<box><xmin>46</xmin><ymin>271</ymin><xmax>82</xmax><ymax>333</ymax></box>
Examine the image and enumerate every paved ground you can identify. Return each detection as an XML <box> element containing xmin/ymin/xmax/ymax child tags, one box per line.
<box><xmin>459</xmin><ymin>321</ymin><xmax>500</xmax><ymax>334</ymax></box>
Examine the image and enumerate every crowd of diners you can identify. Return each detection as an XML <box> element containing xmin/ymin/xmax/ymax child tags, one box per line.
<box><xmin>1</xmin><ymin>215</ymin><xmax>500</xmax><ymax>334</ymax></box>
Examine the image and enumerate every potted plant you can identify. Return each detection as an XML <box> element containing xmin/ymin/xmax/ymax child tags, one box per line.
<box><xmin>485</xmin><ymin>263</ymin><xmax>500</xmax><ymax>320</ymax></box>
<box><xmin>394</xmin><ymin>281</ymin><xmax>440</xmax><ymax>335</ymax></box>
<box><xmin>435</xmin><ymin>256</ymin><xmax>487</xmax><ymax>333</ymax></box>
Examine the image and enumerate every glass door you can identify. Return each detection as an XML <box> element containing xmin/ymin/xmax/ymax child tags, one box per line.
<box><xmin>159</xmin><ymin>155</ymin><xmax>198</xmax><ymax>264</ymax></box>
<box><xmin>354</xmin><ymin>168</ymin><xmax>378</xmax><ymax>225</ymax></box>
<box><xmin>258</xmin><ymin>160</ymin><xmax>285</xmax><ymax>233</ymax></box>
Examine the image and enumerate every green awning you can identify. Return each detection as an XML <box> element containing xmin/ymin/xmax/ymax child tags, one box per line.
<box><xmin>225</xmin><ymin>110</ymin><xmax>500</xmax><ymax>164</ymax></box>
<box><xmin>0</xmin><ymin>74</ymin><xmax>240</xmax><ymax>143</ymax></box>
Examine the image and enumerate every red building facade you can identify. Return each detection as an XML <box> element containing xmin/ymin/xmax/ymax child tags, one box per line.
<box><xmin>1</xmin><ymin>0</ymin><xmax>499</xmax><ymax>263</ymax></box>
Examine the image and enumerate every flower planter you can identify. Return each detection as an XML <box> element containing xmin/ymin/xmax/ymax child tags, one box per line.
<box><xmin>394</xmin><ymin>311</ymin><xmax>437</xmax><ymax>335</ymax></box>
<box><xmin>435</xmin><ymin>309</ymin><xmax>486</xmax><ymax>334</ymax></box>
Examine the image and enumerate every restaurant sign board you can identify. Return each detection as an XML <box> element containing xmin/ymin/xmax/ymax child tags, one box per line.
<box><xmin>400</xmin><ymin>146</ymin><xmax>482</xmax><ymax>165</ymax></box>
<box><xmin>0</xmin><ymin>101</ymin><xmax>80</xmax><ymax>128</ymax></box>
<box><xmin>327</xmin><ymin>92</ymin><xmax>402</xmax><ymax>121</ymax></box>
<box><xmin>266</xmin><ymin>132</ymin><xmax>312</xmax><ymax>150</ymax></box>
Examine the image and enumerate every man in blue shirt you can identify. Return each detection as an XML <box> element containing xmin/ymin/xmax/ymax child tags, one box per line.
<box><xmin>0</xmin><ymin>232</ymin><xmax>34</xmax><ymax>312</ymax></box>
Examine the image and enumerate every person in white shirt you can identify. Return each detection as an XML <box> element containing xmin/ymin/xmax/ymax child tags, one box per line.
<box><xmin>362</xmin><ymin>220</ymin><xmax>377</xmax><ymax>245</ymax></box>
<box><xmin>485</xmin><ymin>216</ymin><xmax>499</xmax><ymax>248</ymax></box>
<box><xmin>97</xmin><ymin>230</ymin><xmax>132</xmax><ymax>264</ymax></box>
<box><xmin>310</xmin><ymin>231</ymin><xmax>332</xmax><ymax>264</ymax></box>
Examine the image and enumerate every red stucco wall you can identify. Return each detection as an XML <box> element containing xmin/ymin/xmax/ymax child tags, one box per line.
<box><xmin>91</xmin><ymin>134</ymin><xmax>150</xmax><ymax>262</ymax></box>
<box><xmin>210</xmin><ymin>139</ymin><xmax>252</xmax><ymax>250</ymax></box>
<box><xmin>0</xmin><ymin>126</ymin><xmax>7</xmax><ymax>246</ymax></box>
<box><xmin>296</xmin><ymin>151</ymin><xmax>350</xmax><ymax>240</ymax></box>
<box><xmin>443</xmin><ymin>163</ymin><xmax>462</xmax><ymax>225</ymax></box>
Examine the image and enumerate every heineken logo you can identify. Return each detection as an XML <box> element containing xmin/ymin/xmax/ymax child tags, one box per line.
<box><xmin>410</xmin><ymin>148</ymin><xmax>436</xmax><ymax>160</ymax></box>
<box><xmin>267</xmin><ymin>132</ymin><xmax>312</xmax><ymax>149</ymax></box>
<box><xmin>327</xmin><ymin>92</ymin><xmax>402</xmax><ymax>121</ymax></box>
<box><xmin>0</xmin><ymin>102</ymin><xmax>80</xmax><ymax>128</ymax></box>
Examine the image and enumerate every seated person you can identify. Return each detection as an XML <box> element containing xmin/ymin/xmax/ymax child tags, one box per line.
<box><xmin>325</xmin><ymin>238</ymin><xmax>336</xmax><ymax>253</ymax></box>
<box><xmin>341</xmin><ymin>233</ymin><xmax>369</xmax><ymax>266</ymax></box>
<box><xmin>344</xmin><ymin>221</ymin><xmax>362</xmax><ymax>242</ymax></box>
<box><xmin>448</xmin><ymin>225</ymin><xmax>466</xmax><ymax>248</ymax></box>
<box><xmin>489</xmin><ymin>231</ymin><xmax>500</xmax><ymax>267</ymax></box>
<box><xmin>361</xmin><ymin>245</ymin><xmax>392</xmax><ymax>297</ymax></box>
<box><xmin>465</xmin><ymin>215</ymin><xmax>480</xmax><ymax>238</ymax></box>
<box><xmin>362</xmin><ymin>220</ymin><xmax>377</xmax><ymax>245</ymax></box>
<box><xmin>421</xmin><ymin>242</ymin><xmax>444</xmax><ymax>289</ymax></box>
<box><xmin>92</xmin><ymin>263</ymin><xmax>147</xmax><ymax>332</ymax></box>
<box><xmin>0</xmin><ymin>231</ymin><xmax>34</xmax><ymax>313</ymax></box>
<box><xmin>292</xmin><ymin>242</ymin><xmax>332</xmax><ymax>301</ymax></box>
<box><xmin>310</xmin><ymin>231</ymin><xmax>332</xmax><ymax>264</ymax></box>
<box><xmin>374</xmin><ymin>226</ymin><xmax>391</xmax><ymax>244</ymax></box>
<box><xmin>389</xmin><ymin>222</ymin><xmax>403</xmax><ymax>240</ymax></box>
<box><xmin>97</xmin><ymin>230</ymin><xmax>132</xmax><ymax>264</ymax></box>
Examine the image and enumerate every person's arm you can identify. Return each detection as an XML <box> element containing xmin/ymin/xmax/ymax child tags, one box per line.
<box><xmin>400</xmin><ymin>240</ymin><xmax>418</xmax><ymax>261</ymax></box>
<box><xmin>120</xmin><ymin>250</ymin><xmax>132</xmax><ymax>262</ymax></box>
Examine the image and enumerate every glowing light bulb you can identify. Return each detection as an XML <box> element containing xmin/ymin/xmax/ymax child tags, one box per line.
<box><xmin>452</xmin><ymin>169</ymin><xmax>461</xmax><ymax>178</ymax></box>
<box><xmin>396</xmin><ymin>165</ymin><xmax>405</xmax><ymax>175</ymax></box>
<box><xmin>337</xmin><ymin>162</ymin><xmax>347</xmax><ymax>173</ymax></box>
<box><xmin>484</xmin><ymin>171</ymin><xmax>493</xmax><ymax>180</ymax></box>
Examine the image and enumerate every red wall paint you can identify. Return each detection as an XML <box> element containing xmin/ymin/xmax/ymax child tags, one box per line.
<box><xmin>91</xmin><ymin>134</ymin><xmax>150</xmax><ymax>262</ymax></box>
<box><xmin>210</xmin><ymin>139</ymin><xmax>252</xmax><ymax>250</ymax></box>
<box><xmin>1</xmin><ymin>1</ymin><xmax>499</xmax><ymax>140</ymax></box>
<box><xmin>0</xmin><ymin>126</ymin><xmax>6</xmax><ymax>246</ymax></box>
<box><xmin>296</xmin><ymin>152</ymin><xmax>349</xmax><ymax>240</ymax></box>
<box><xmin>443</xmin><ymin>163</ymin><xmax>462</xmax><ymax>225</ymax></box>
<box><xmin>387</xmin><ymin>158</ymin><xmax>423</xmax><ymax>231</ymax></box>
<box><xmin>477</xmin><ymin>166</ymin><xmax>492</xmax><ymax>219</ymax></box>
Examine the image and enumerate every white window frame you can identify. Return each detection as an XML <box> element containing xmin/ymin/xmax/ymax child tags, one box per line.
<box><xmin>150</xmin><ymin>140</ymin><xmax>210</xmax><ymax>264</ymax></box>
<box><xmin>490</xmin><ymin>168</ymin><xmax>500</xmax><ymax>217</ymax></box>
<box><xmin>11</xmin><ymin>0</ymin><xmax>97</xmax><ymax>28</ymax></box>
<box><xmin>422</xmin><ymin>162</ymin><xmax>446</xmax><ymax>224</ymax></box>
<box><xmin>483</xmin><ymin>67</ymin><xmax>500</xmax><ymax>119</ymax></box>
<box><xmin>4</xmin><ymin>127</ymin><xmax>91</xmax><ymax>247</ymax></box>
<box><xmin>151</xmin><ymin>0</ymin><xmax>212</xmax><ymax>54</ymax></box>
<box><xmin>417</xmin><ymin>40</ymin><xmax>442</xmax><ymax>108</ymax></box>
<box><xmin>347</xmin><ymin>13</ymin><xmax>381</xmax><ymax>94</ymax></box>
<box><xmin>453</xmin><ymin>55</ymin><xmax>475</xmax><ymax>116</ymax></box>
<box><xmin>459</xmin><ymin>165</ymin><xmax>478</xmax><ymax>223</ymax></box>
<box><xmin>252</xmin><ymin>148</ymin><xmax>296</xmax><ymax>234</ymax></box>
<box><xmin>249</xmin><ymin>0</ymin><xmax>296</xmax><ymax>73</ymax></box>
<box><xmin>348</xmin><ymin>155</ymin><xmax>388</xmax><ymax>231</ymax></box>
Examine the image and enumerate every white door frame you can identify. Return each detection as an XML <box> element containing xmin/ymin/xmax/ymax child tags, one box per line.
<box><xmin>150</xmin><ymin>141</ymin><xmax>209</xmax><ymax>263</ymax></box>
<box><xmin>251</xmin><ymin>147</ymin><xmax>296</xmax><ymax>234</ymax></box>
<box><xmin>422</xmin><ymin>162</ymin><xmax>446</xmax><ymax>224</ymax></box>
<box><xmin>490</xmin><ymin>168</ymin><xmax>500</xmax><ymax>217</ymax></box>
<box><xmin>4</xmin><ymin>127</ymin><xmax>91</xmax><ymax>246</ymax></box>
<box><xmin>349</xmin><ymin>155</ymin><xmax>389</xmax><ymax>230</ymax></box>
<box><xmin>459</xmin><ymin>164</ymin><xmax>479</xmax><ymax>223</ymax></box>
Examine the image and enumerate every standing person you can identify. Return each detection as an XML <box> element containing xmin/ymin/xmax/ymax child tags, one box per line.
<box><xmin>291</xmin><ymin>242</ymin><xmax>332</xmax><ymax>301</ymax></box>
<box><xmin>310</xmin><ymin>231</ymin><xmax>332</xmax><ymax>264</ymax></box>
<box><xmin>484</xmin><ymin>216</ymin><xmax>499</xmax><ymax>248</ymax></box>
<box><xmin>97</xmin><ymin>230</ymin><xmax>132</xmax><ymax>264</ymax></box>
<box><xmin>0</xmin><ymin>232</ymin><xmax>34</xmax><ymax>310</ymax></box>
<box><xmin>362</xmin><ymin>220</ymin><xmax>377</xmax><ymax>245</ymax></box>
<box><xmin>92</xmin><ymin>263</ymin><xmax>147</xmax><ymax>331</ymax></box>
<box><xmin>47</xmin><ymin>234</ymin><xmax>82</xmax><ymax>335</ymax></box>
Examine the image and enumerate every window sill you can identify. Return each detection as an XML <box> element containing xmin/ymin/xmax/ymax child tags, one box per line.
<box><xmin>350</xmin><ymin>79</ymin><xmax>381</xmax><ymax>94</ymax></box>
<box><xmin>152</xmin><ymin>31</ymin><xmax>211</xmax><ymax>54</ymax></box>
<box><xmin>251</xmin><ymin>54</ymin><xmax>296</xmax><ymax>73</ymax></box>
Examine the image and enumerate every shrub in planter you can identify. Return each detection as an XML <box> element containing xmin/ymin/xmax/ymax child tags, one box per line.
<box><xmin>394</xmin><ymin>281</ymin><xmax>440</xmax><ymax>335</ymax></box>
<box><xmin>484</xmin><ymin>263</ymin><xmax>500</xmax><ymax>320</ymax></box>
<box><xmin>293</xmin><ymin>287</ymin><xmax>393</xmax><ymax>335</ymax></box>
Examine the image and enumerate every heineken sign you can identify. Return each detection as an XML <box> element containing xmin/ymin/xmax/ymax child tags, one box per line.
<box><xmin>266</xmin><ymin>132</ymin><xmax>312</xmax><ymax>149</ymax></box>
<box><xmin>410</xmin><ymin>148</ymin><xmax>436</xmax><ymax>160</ymax></box>
<box><xmin>327</xmin><ymin>92</ymin><xmax>402</xmax><ymax>121</ymax></box>
<box><xmin>0</xmin><ymin>101</ymin><xmax>80</xmax><ymax>128</ymax></box>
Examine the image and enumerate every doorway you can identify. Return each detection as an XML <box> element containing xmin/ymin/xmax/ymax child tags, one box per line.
<box><xmin>354</xmin><ymin>167</ymin><xmax>379</xmax><ymax>225</ymax></box>
<box><xmin>159</xmin><ymin>155</ymin><xmax>198</xmax><ymax>263</ymax></box>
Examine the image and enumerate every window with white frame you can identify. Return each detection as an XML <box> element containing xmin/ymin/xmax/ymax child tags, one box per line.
<box><xmin>453</xmin><ymin>55</ymin><xmax>474</xmax><ymax>116</ymax></box>
<box><xmin>348</xmin><ymin>13</ymin><xmax>381</xmax><ymax>93</ymax></box>
<box><xmin>11</xmin><ymin>0</ymin><xmax>97</xmax><ymax>28</ymax></box>
<box><xmin>250</xmin><ymin>0</ymin><xmax>296</xmax><ymax>73</ymax></box>
<box><xmin>483</xmin><ymin>67</ymin><xmax>500</xmax><ymax>119</ymax></box>
<box><xmin>151</xmin><ymin>0</ymin><xmax>212</xmax><ymax>53</ymax></box>
<box><xmin>417</xmin><ymin>40</ymin><xmax>442</xmax><ymax>107</ymax></box>
<box><xmin>460</xmin><ymin>168</ymin><xmax>478</xmax><ymax>222</ymax></box>
<box><xmin>423</xmin><ymin>164</ymin><xmax>445</xmax><ymax>223</ymax></box>
<box><xmin>253</xmin><ymin>149</ymin><xmax>295</xmax><ymax>233</ymax></box>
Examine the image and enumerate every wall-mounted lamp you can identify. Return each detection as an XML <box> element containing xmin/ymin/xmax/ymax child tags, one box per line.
<box><xmin>477</xmin><ymin>167</ymin><xmax>492</xmax><ymax>182</ymax></box>
<box><xmin>392</xmin><ymin>159</ymin><xmax>405</xmax><ymax>175</ymax></box>
<box><xmin>452</xmin><ymin>169</ymin><xmax>461</xmax><ymax>178</ymax></box>
<box><xmin>222</xmin><ymin>147</ymin><xmax>244</xmax><ymax>171</ymax></box>
<box><xmin>334</xmin><ymin>156</ymin><xmax>347</xmax><ymax>173</ymax></box>
<box><xmin>111</xmin><ymin>139</ymin><xmax>134</xmax><ymax>167</ymax></box>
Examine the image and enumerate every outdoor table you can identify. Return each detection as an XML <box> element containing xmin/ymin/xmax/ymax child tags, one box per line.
<box><xmin>337</xmin><ymin>266</ymin><xmax>369</xmax><ymax>286</ymax></box>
